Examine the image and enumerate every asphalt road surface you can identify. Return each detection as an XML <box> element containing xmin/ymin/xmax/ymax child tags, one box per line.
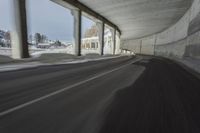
<box><xmin>0</xmin><ymin>56</ymin><xmax>200</xmax><ymax>133</ymax></box>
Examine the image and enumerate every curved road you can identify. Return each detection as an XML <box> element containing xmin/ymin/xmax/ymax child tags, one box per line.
<box><xmin>0</xmin><ymin>56</ymin><xmax>200</xmax><ymax>133</ymax></box>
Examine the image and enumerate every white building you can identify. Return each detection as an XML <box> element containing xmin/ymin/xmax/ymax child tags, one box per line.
<box><xmin>37</xmin><ymin>43</ymin><xmax>51</xmax><ymax>49</ymax></box>
<box><xmin>81</xmin><ymin>29</ymin><xmax>114</xmax><ymax>55</ymax></box>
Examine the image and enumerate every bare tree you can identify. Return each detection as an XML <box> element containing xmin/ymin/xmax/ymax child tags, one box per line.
<box><xmin>34</xmin><ymin>33</ymin><xmax>42</xmax><ymax>45</ymax></box>
<box><xmin>41</xmin><ymin>35</ymin><xmax>48</xmax><ymax>43</ymax></box>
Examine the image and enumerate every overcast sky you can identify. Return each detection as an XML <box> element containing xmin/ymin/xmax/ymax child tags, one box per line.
<box><xmin>0</xmin><ymin>0</ymin><xmax>93</xmax><ymax>42</ymax></box>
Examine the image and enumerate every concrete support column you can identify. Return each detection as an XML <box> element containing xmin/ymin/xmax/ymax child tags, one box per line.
<box><xmin>111</xmin><ymin>29</ymin><xmax>116</xmax><ymax>55</ymax></box>
<box><xmin>140</xmin><ymin>40</ymin><xmax>142</xmax><ymax>54</ymax></box>
<box><xmin>113</xmin><ymin>29</ymin><xmax>117</xmax><ymax>55</ymax></box>
<box><xmin>97</xmin><ymin>21</ymin><xmax>104</xmax><ymax>55</ymax></box>
<box><xmin>71</xmin><ymin>9</ymin><xmax>81</xmax><ymax>56</ymax></box>
<box><xmin>154</xmin><ymin>35</ymin><xmax>157</xmax><ymax>56</ymax></box>
<box><xmin>115</xmin><ymin>31</ymin><xmax>121</xmax><ymax>54</ymax></box>
<box><xmin>11</xmin><ymin>0</ymin><xmax>29</xmax><ymax>59</ymax></box>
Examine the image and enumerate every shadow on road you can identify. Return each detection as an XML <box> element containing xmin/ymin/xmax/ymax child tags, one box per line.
<box><xmin>99</xmin><ymin>58</ymin><xmax>200</xmax><ymax>133</ymax></box>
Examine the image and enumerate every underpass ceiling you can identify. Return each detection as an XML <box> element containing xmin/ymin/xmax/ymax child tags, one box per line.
<box><xmin>78</xmin><ymin>0</ymin><xmax>193</xmax><ymax>40</ymax></box>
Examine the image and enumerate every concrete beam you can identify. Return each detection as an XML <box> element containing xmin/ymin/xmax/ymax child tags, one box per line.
<box><xmin>97</xmin><ymin>21</ymin><xmax>105</xmax><ymax>55</ymax></box>
<box><xmin>11</xmin><ymin>0</ymin><xmax>29</xmax><ymax>59</ymax></box>
<box><xmin>63</xmin><ymin>0</ymin><xmax>121</xmax><ymax>35</ymax></box>
<box><xmin>71</xmin><ymin>9</ymin><xmax>82</xmax><ymax>56</ymax></box>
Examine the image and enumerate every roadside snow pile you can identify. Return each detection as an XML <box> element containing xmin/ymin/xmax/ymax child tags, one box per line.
<box><xmin>35</xmin><ymin>53</ymin><xmax>78</xmax><ymax>63</ymax></box>
<box><xmin>31</xmin><ymin>47</ymin><xmax>73</xmax><ymax>58</ymax></box>
<box><xmin>0</xmin><ymin>47</ymin><xmax>12</xmax><ymax>56</ymax></box>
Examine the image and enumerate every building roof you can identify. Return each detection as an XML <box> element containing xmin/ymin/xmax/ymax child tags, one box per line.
<box><xmin>38</xmin><ymin>43</ymin><xmax>51</xmax><ymax>46</ymax></box>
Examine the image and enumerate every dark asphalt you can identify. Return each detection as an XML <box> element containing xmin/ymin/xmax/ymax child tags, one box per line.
<box><xmin>100</xmin><ymin>57</ymin><xmax>200</xmax><ymax>133</ymax></box>
<box><xmin>0</xmin><ymin>56</ymin><xmax>200</xmax><ymax>133</ymax></box>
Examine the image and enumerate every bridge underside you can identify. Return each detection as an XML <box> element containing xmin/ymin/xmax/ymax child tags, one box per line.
<box><xmin>1</xmin><ymin>1</ymin><xmax>200</xmax><ymax>133</ymax></box>
<box><xmin>77</xmin><ymin>0</ymin><xmax>192</xmax><ymax>40</ymax></box>
<box><xmin>8</xmin><ymin>0</ymin><xmax>200</xmax><ymax>74</ymax></box>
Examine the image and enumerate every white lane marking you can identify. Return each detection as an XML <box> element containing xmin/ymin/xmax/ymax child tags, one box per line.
<box><xmin>0</xmin><ymin>57</ymin><xmax>142</xmax><ymax>117</ymax></box>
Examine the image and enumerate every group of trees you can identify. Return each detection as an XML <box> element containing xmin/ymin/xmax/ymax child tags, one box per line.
<box><xmin>0</xmin><ymin>30</ymin><xmax>66</xmax><ymax>49</ymax></box>
<box><xmin>53</xmin><ymin>40</ymin><xmax>62</xmax><ymax>47</ymax></box>
<box><xmin>28</xmin><ymin>33</ymin><xmax>67</xmax><ymax>49</ymax></box>
<box><xmin>28</xmin><ymin>33</ymin><xmax>48</xmax><ymax>45</ymax></box>
<box><xmin>0</xmin><ymin>30</ymin><xmax>11</xmax><ymax>47</ymax></box>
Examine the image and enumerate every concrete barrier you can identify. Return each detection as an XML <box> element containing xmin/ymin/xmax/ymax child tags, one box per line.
<box><xmin>122</xmin><ymin>0</ymin><xmax>200</xmax><ymax>60</ymax></box>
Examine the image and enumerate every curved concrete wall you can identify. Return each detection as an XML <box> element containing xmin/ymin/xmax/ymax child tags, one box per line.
<box><xmin>122</xmin><ymin>0</ymin><xmax>200</xmax><ymax>59</ymax></box>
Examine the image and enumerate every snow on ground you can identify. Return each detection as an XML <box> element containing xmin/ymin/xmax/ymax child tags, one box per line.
<box><xmin>0</xmin><ymin>47</ymin><xmax>73</xmax><ymax>58</ymax></box>
<box><xmin>0</xmin><ymin>54</ymin><xmax>121</xmax><ymax>72</ymax></box>
<box><xmin>0</xmin><ymin>47</ymin><xmax>111</xmax><ymax>58</ymax></box>
<box><xmin>0</xmin><ymin>47</ymin><xmax>12</xmax><ymax>56</ymax></box>
<box><xmin>0</xmin><ymin>46</ymin><xmax>124</xmax><ymax>72</ymax></box>
<box><xmin>31</xmin><ymin>48</ymin><xmax>73</xmax><ymax>58</ymax></box>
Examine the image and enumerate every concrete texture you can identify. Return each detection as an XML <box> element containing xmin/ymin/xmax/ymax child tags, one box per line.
<box><xmin>97</xmin><ymin>21</ymin><xmax>105</xmax><ymax>55</ymax></box>
<box><xmin>71</xmin><ymin>9</ymin><xmax>82</xmax><ymax>56</ymax></box>
<box><xmin>154</xmin><ymin>30</ymin><xmax>200</xmax><ymax>59</ymax></box>
<box><xmin>52</xmin><ymin>0</ymin><xmax>199</xmax><ymax>73</ymax></box>
<box><xmin>121</xmin><ymin>0</ymin><xmax>200</xmax><ymax>73</ymax></box>
<box><xmin>115</xmin><ymin>31</ymin><xmax>121</xmax><ymax>54</ymax></box>
<box><xmin>121</xmin><ymin>36</ymin><xmax>155</xmax><ymax>55</ymax></box>
<box><xmin>78</xmin><ymin>0</ymin><xmax>192</xmax><ymax>40</ymax></box>
<box><xmin>10</xmin><ymin>0</ymin><xmax>29</xmax><ymax>59</ymax></box>
<box><xmin>174</xmin><ymin>57</ymin><xmax>200</xmax><ymax>75</ymax></box>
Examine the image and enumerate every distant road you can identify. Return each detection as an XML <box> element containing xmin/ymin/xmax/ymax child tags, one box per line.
<box><xmin>0</xmin><ymin>56</ymin><xmax>200</xmax><ymax>133</ymax></box>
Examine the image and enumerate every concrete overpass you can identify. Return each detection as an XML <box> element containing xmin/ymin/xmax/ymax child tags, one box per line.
<box><xmin>121</xmin><ymin>0</ymin><xmax>199</xmax><ymax>59</ymax></box>
<box><xmin>11</xmin><ymin>0</ymin><xmax>199</xmax><ymax>64</ymax></box>
<box><xmin>1</xmin><ymin>0</ymin><xmax>200</xmax><ymax>133</ymax></box>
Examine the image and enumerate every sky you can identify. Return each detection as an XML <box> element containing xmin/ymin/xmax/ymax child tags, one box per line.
<box><xmin>0</xmin><ymin>0</ymin><xmax>94</xmax><ymax>42</ymax></box>
<box><xmin>0</xmin><ymin>0</ymin><xmax>12</xmax><ymax>31</ymax></box>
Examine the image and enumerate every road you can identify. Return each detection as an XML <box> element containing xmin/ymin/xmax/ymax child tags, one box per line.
<box><xmin>0</xmin><ymin>56</ymin><xmax>200</xmax><ymax>133</ymax></box>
